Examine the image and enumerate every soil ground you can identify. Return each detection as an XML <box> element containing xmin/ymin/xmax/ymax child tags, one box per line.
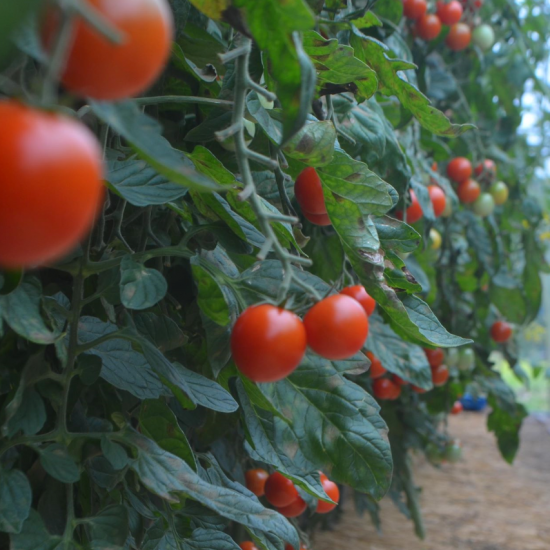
<box><xmin>313</xmin><ymin>412</ymin><xmax>550</xmax><ymax>550</ymax></box>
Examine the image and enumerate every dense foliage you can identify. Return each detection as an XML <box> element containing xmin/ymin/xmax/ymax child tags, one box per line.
<box><xmin>0</xmin><ymin>0</ymin><xmax>549</xmax><ymax>547</ymax></box>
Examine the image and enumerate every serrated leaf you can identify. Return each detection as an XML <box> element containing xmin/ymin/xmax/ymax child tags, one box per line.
<box><xmin>120</xmin><ymin>257</ymin><xmax>168</xmax><ymax>311</ymax></box>
<box><xmin>40</xmin><ymin>444</ymin><xmax>80</xmax><ymax>483</ymax></box>
<box><xmin>0</xmin><ymin>467</ymin><xmax>32</xmax><ymax>534</ymax></box>
<box><xmin>191</xmin><ymin>257</ymin><xmax>230</xmax><ymax>326</ymax></box>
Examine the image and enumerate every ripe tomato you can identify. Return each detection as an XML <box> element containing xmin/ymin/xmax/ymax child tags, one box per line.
<box><xmin>415</xmin><ymin>14</ymin><xmax>442</xmax><ymax>41</ymax></box>
<box><xmin>431</xmin><ymin>364</ymin><xmax>450</xmax><ymax>387</ymax></box>
<box><xmin>490</xmin><ymin>321</ymin><xmax>512</xmax><ymax>343</ymax></box>
<box><xmin>392</xmin><ymin>374</ymin><xmax>409</xmax><ymax>386</ymax></box>
<box><xmin>428</xmin><ymin>185</ymin><xmax>446</xmax><ymax>217</ymax></box>
<box><xmin>424</xmin><ymin>347</ymin><xmax>444</xmax><ymax>368</ymax></box>
<box><xmin>304</xmin><ymin>295</ymin><xmax>369</xmax><ymax>360</ymax></box>
<box><xmin>403</xmin><ymin>0</ymin><xmax>428</xmax><ymax>19</ymax></box>
<box><xmin>340</xmin><ymin>285</ymin><xmax>376</xmax><ymax>316</ymax></box>
<box><xmin>446</xmin><ymin>22</ymin><xmax>472</xmax><ymax>51</ymax></box>
<box><xmin>245</xmin><ymin>469</ymin><xmax>269</xmax><ymax>497</ymax></box>
<box><xmin>41</xmin><ymin>0</ymin><xmax>174</xmax><ymax>100</ymax></box>
<box><xmin>472</xmin><ymin>24</ymin><xmax>495</xmax><ymax>51</ymax></box>
<box><xmin>457</xmin><ymin>178</ymin><xmax>481</xmax><ymax>204</ymax></box>
<box><xmin>302</xmin><ymin>209</ymin><xmax>331</xmax><ymax>226</ymax></box>
<box><xmin>295</xmin><ymin>167</ymin><xmax>326</xmax><ymax>215</ymax></box>
<box><xmin>451</xmin><ymin>401</ymin><xmax>463</xmax><ymax>415</ymax></box>
<box><xmin>278</xmin><ymin>496</ymin><xmax>307</xmax><ymax>518</ymax></box>
<box><xmin>447</xmin><ymin>157</ymin><xmax>472</xmax><ymax>183</ymax></box>
<box><xmin>240</xmin><ymin>543</ymin><xmax>259</xmax><ymax>550</ymax></box>
<box><xmin>264</xmin><ymin>472</ymin><xmax>299</xmax><ymax>508</ymax></box>
<box><xmin>396</xmin><ymin>190</ymin><xmax>423</xmax><ymax>224</ymax></box>
<box><xmin>474</xmin><ymin>159</ymin><xmax>497</xmax><ymax>181</ymax></box>
<box><xmin>436</xmin><ymin>0</ymin><xmax>463</xmax><ymax>25</ymax></box>
<box><xmin>372</xmin><ymin>378</ymin><xmax>400</xmax><ymax>400</ymax></box>
<box><xmin>316</xmin><ymin>476</ymin><xmax>340</xmax><ymax>514</ymax></box>
<box><xmin>367</xmin><ymin>352</ymin><xmax>386</xmax><ymax>379</ymax></box>
<box><xmin>0</xmin><ymin>101</ymin><xmax>104</xmax><ymax>270</ymax></box>
<box><xmin>231</xmin><ymin>305</ymin><xmax>306</xmax><ymax>383</ymax></box>
<box><xmin>472</xmin><ymin>193</ymin><xmax>495</xmax><ymax>217</ymax></box>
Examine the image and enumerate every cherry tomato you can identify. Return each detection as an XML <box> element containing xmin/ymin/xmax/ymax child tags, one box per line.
<box><xmin>429</xmin><ymin>228</ymin><xmax>442</xmax><ymax>250</ymax></box>
<box><xmin>373</xmin><ymin>378</ymin><xmax>400</xmax><ymax>400</ymax></box>
<box><xmin>474</xmin><ymin>159</ymin><xmax>497</xmax><ymax>181</ymax></box>
<box><xmin>451</xmin><ymin>401</ymin><xmax>463</xmax><ymax>415</ymax></box>
<box><xmin>295</xmin><ymin>167</ymin><xmax>326</xmax><ymax>215</ymax></box>
<box><xmin>278</xmin><ymin>496</ymin><xmax>307</xmax><ymax>518</ymax></box>
<box><xmin>0</xmin><ymin>101</ymin><xmax>104</xmax><ymax>270</ymax></box>
<box><xmin>490</xmin><ymin>321</ymin><xmax>512</xmax><ymax>343</ymax></box>
<box><xmin>245</xmin><ymin>469</ymin><xmax>269</xmax><ymax>497</ymax></box>
<box><xmin>446</xmin><ymin>22</ymin><xmax>472</xmax><ymax>51</ymax></box>
<box><xmin>340</xmin><ymin>285</ymin><xmax>376</xmax><ymax>316</ymax></box>
<box><xmin>41</xmin><ymin>0</ymin><xmax>174</xmax><ymax>100</ymax></box>
<box><xmin>472</xmin><ymin>193</ymin><xmax>495</xmax><ymax>218</ymax></box>
<box><xmin>489</xmin><ymin>181</ymin><xmax>508</xmax><ymax>206</ymax></box>
<box><xmin>436</xmin><ymin>0</ymin><xmax>463</xmax><ymax>25</ymax></box>
<box><xmin>428</xmin><ymin>185</ymin><xmax>447</xmax><ymax>217</ymax></box>
<box><xmin>403</xmin><ymin>0</ymin><xmax>428</xmax><ymax>19</ymax></box>
<box><xmin>457</xmin><ymin>178</ymin><xmax>481</xmax><ymax>204</ymax></box>
<box><xmin>445</xmin><ymin>441</ymin><xmax>462</xmax><ymax>463</ymax></box>
<box><xmin>304</xmin><ymin>295</ymin><xmax>369</xmax><ymax>360</ymax></box>
<box><xmin>285</xmin><ymin>545</ymin><xmax>307</xmax><ymax>550</ymax></box>
<box><xmin>231</xmin><ymin>305</ymin><xmax>306</xmax><ymax>383</ymax></box>
<box><xmin>316</xmin><ymin>475</ymin><xmax>340</xmax><ymax>514</ymax></box>
<box><xmin>396</xmin><ymin>190</ymin><xmax>423</xmax><ymax>224</ymax></box>
<box><xmin>457</xmin><ymin>347</ymin><xmax>475</xmax><ymax>371</ymax></box>
<box><xmin>367</xmin><ymin>352</ymin><xmax>387</xmax><ymax>379</ymax></box>
<box><xmin>302</xmin><ymin>209</ymin><xmax>331</xmax><ymax>226</ymax></box>
<box><xmin>240</xmin><ymin>543</ymin><xmax>259</xmax><ymax>550</ymax></box>
<box><xmin>424</xmin><ymin>347</ymin><xmax>444</xmax><ymax>368</ymax></box>
<box><xmin>392</xmin><ymin>374</ymin><xmax>409</xmax><ymax>386</ymax></box>
<box><xmin>264</xmin><ymin>472</ymin><xmax>299</xmax><ymax>508</ymax></box>
<box><xmin>415</xmin><ymin>14</ymin><xmax>442</xmax><ymax>41</ymax></box>
<box><xmin>472</xmin><ymin>24</ymin><xmax>495</xmax><ymax>51</ymax></box>
<box><xmin>412</xmin><ymin>384</ymin><xmax>427</xmax><ymax>394</ymax></box>
<box><xmin>431</xmin><ymin>364</ymin><xmax>450</xmax><ymax>387</ymax></box>
<box><xmin>447</xmin><ymin>157</ymin><xmax>472</xmax><ymax>183</ymax></box>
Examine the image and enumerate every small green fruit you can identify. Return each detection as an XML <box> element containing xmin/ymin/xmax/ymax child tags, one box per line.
<box><xmin>457</xmin><ymin>348</ymin><xmax>475</xmax><ymax>371</ymax></box>
<box><xmin>490</xmin><ymin>181</ymin><xmax>509</xmax><ymax>206</ymax></box>
<box><xmin>472</xmin><ymin>193</ymin><xmax>495</xmax><ymax>217</ymax></box>
<box><xmin>472</xmin><ymin>24</ymin><xmax>495</xmax><ymax>51</ymax></box>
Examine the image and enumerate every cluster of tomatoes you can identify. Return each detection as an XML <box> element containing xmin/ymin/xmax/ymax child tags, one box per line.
<box><xmin>244</xmin><ymin>468</ymin><xmax>340</xmax><ymax>520</ymax></box>
<box><xmin>403</xmin><ymin>0</ymin><xmax>494</xmax><ymax>52</ymax></box>
<box><xmin>0</xmin><ymin>0</ymin><xmax>174</xmax><ymax>270</ymax></box>
<box><xmin>231</xmin><ymin>285</ymin><xmax>376</xmax><ymax>382</ymax></box>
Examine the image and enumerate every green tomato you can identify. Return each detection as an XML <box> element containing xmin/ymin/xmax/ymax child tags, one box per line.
<box><xmin>445</xmin><ymin>442</ymin><xmax>463</xmax><ymax>463</ymax></box>
<box><xmin>258</xmin><ymin>93</ymin><xmax>274</xmax><ymax>110</ymax></box>
<box><xmin>457</xmin><ymin>347</ymin><xmax>475</xmax><ymax>371</ymax></box>
<box><xmin>446</xmin><ymin>347</ymin><xmax>459</xmax><ymax>368</ymax></box>
<box><xmin>429</xmin><ymin>228</ymin><xmax>442</xmax><ymax>250</ymax></box>
<box><xmin>472</xmin><ymin>193</ymin><xmax>495</xmax><ymax>218</ymax></box>
<box><xmin>221</xmin><ymin>119</ymin><xmax>256</xmax><ymax>151</ymax></box>
<box><xmin>472</xmin><ymin>24</ymin><xmax>495</xmax><ymax>51</ymax></box>
<box><xmin>490</xmin><ymin>181</ymin><xmax>509</xmax><ymax>206</ymax></box>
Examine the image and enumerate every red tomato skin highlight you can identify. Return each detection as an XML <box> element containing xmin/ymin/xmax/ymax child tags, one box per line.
<box><xmin>316</xmin><ymin>478</ymin><xmax>340</xmax><ymax>514</ymax></box>
<box><xmin>451</xmin><ymin>401</ymin><xmax>463</xmax><ymax>415</ymax></box>
<box><xmin>303</xmin><ymin>209</ymin><xmax>331</xmax><ymax>226</ymax></box>
<box><xmin>415</xmin><ymin>14</ymin><xmax>442</xmax><ymax>41</ymax></box>
<box><xmin>240</xmin><ymin>543</ymin><xmax>259</xmax><ymax>550</ymax></box>
<box><xmin>490</xmin><ymin>321</ymin><xmax>512</xmax><ymax>343</ymax></box>
<box><xmin>231</xmin><ymin>305</ymin><xmax>306</xmax><ymax>383</ymax></box>
<box><xmin>424</xmin><ymin>348</ymin><xmax>445</xmax><ymax>368</ymax></box>
<box><xmin>373</xmin><ymin>378</ymin><xmax>399</xmax><ymax>400</ymax></box>
<box><xmin>428</xmin><ymin>185</ymin><xmax>447</xmax><ymax>217</ymax></box>
<box><xmin>436</xmin><ymin>0</ymin><xmax>463</xmax><ymax>25</ymax></box>
<box><xmin>457</xmin><ymin>178</ymin><xmax>481</xmax><ymax>204</ymax></box>
<box><xmin>278</xmin><ymin>496</ymin><xmax>307</xmax><ymax>518</ymax></box>
<box><xmin>446</xmin><ymin>22</ymin><xmax>472</xmax><ymax>51</ymax></box>
<box><xmin>396</xmin><ymin>190</ymin><xmax>423</xmax><ymax>223</ymax></box>
<box><xmin>245</xmin><ymin>469</ymin><xmax>269</xmax><ymax>497</ymax></box>
<box><xmin>340</xmin><ymin>285</ymin><xmax>376</xmax><ymax>316</ymax></box>
<box><xmin>367</xmin><ymin>352</ymin><xmax>387</xmax><ymax>379</ymax></box>
<box><xmin>295</xmin><ymin>167</ymin><xmax>326</xmax><ymax>215</ymax></box>
<box><xmin>432</xmin><ymin>364</ymin><xmax>450</xmax><ymax>386</ymax></box>
<box><xmin>403</xmin><ymin>0</ymin><xmax>428</xmax><ymax>19</ymax></box>
<box><xmin>447</xmin><ymin>157</ymin><xmax>472</xmax><ymax>183</ymax></box>
<box><xmin>264</xmin><ymin>472</ymin><xmax>299</xmax><ymax>508</ymax></box>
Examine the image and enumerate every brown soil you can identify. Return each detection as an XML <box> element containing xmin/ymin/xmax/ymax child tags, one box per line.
<box><xmin>313</xmin><ymin>413</ymin><xmax>550</xmax><ymax>550</ymax></box>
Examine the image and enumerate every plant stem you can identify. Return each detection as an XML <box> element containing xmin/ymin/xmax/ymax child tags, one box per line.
<box><xmin>134</xmin><ymin>96</ymin><xmax>233</xmax><ymax>108</ymax></box>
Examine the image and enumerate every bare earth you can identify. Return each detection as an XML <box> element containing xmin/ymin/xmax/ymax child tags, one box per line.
<box><xmin>313</xmin><ymin>413</ymin><xmax>550</xmax><ymax>550</ymax></box>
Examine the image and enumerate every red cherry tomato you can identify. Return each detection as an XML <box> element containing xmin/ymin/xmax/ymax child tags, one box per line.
<box><xmin>367</xmin><ymin>352</ymin><xmax>387</xmax><ymax>379</ymax></box>
<box><xmin>424</xmin><ymin>348</ymin><xmax>444</xmax><ymax>368</ymax></box>
<box><xmin>490</xmin><ymin>321</ymin><xmax>512</xmax><ymax>343</ymax></box>
<box><xmin>415</xmin><ymin>14</ymin><xmax>442</xmax><ymax>41</ymax></box>
<box><xmin>41</xmin><ymin>0</ymin><xmax>174</xmax><ymax>100</ymax></box>
<box><xmin>446</xmin><ymin>22</ymin><xmax>472</xmax><ymax>51</ymax></box>
<box><xmin>278</xmin><ymin>496</ymin><xmax>307</xmax><ymax>518</ymax></box>
<box><xmin>302</xmin><ymin>209</ymin><xmax>331</xmax><ymax>226</ymax></box>
<box><xmin>474</xmin><ymin>159</ymin><xmax>497</xmax><ymax>180</ymax></box>
<box><xmin>447</xmin><ymin>157</ymin><xmax>472</xmax><ymax>183</ymax></box>
<box><xmin>451</xmin><ymin>401</ymin><xmax>463</xmax><ymax>415</ymax></box>
<box><xmin>231</xmin><ymin>305</ymin><xmax>306</xmax><ymax>383</ymax></box>
<box><xmin>392</xmin><ymin>374</ymin><xmax>409</xmax><ymax>386</ymax></box>
<box><xmin>373</xmin><ymin>378</ymin><xmax>400</xmax><ymax>400</ymax></box>
<box><xmin>295</xmin><ymin>167</ymin><xmax>326</xmax><ymax>215</ymax></box>
<box><xmin>396</xmin><ymin>190</ymin><xmax>423</xmax><ymax>224</ymax></box>
<box><xmin>436</xmin><ymin>0</ymin><xmax>463</xmax><ymax>25</ymax></box>
<box><xmin>285</xmin><ymin>545</ymin><xmax>307</xmax><ymax>550</ymax></box>
<box><xmin>457</xmin><ymin>178</ymin><xmax>481</xmax><ymax>204</ymax></box>
<box><xmin>403</xmin><ymin>0</ymin><xmax>428</xmax><ymax>19</ymax></box>
<box><xmin>316</xmin><ymin>476</ymin><xmax>340</xmax><ymax>514</ymax></box>
<box><xmin>431</xmin><ymin>364</ymin><xmax>450</xmax><ymax>387</ymax></box>
<box><xmin>340</xmin><ymin>285</ymin><xmax>376</xmax><ymax>316</ymax></box>
<box><xmin>304</xmin><ymin>295</ymin><xmax>369</xmax><ymax>360</ymax></box>
<box><xmin>245</xmin><ymin>469</ymin><xmax>269</xmax><ymax>497</ymax></box>
<box><xmin>240</xmin><ymin>543</ymin><xmax>259</xmax><ymax>550</ymax></box>
<box><xmin>428</xmin><ymin>185</ymin><xmax>447</xmax><ymax>217</ymax></box>
<box><xmin>264</xmin><ymin>472</ymin><xmax>299</xmax><ymax>508</ymax></box>
<box><xmin>412</xmin><ymin>384</ymin><xmax>427</xmax><ymax>393</ymax></box>
<box><xmin>0</xmin><ymin>101</ymin><xmax>104</xmax><ymax>270</ymax></box>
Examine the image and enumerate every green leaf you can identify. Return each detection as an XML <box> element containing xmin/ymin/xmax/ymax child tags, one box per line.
<box><xmin>90</xmin><ymin>101</ymin><xmax>223</xmax><ymax>193</ymax></box>
<box><xmin>141</xmin><ymin>520</ymin><xmax>178</xmax><ymax>550</ymax></box>
<box><xmin>187</xmin><ymin>0</ymin><xmax>229</xmax><ymax>20</ymax></box>
<box><xmin>135</xmin><ymin>313</ymin><xmax>187</xmax><ymax>353</ymax></box>
<box><xmin>283</xmin><ymin>120</ymin><xmax>336</xmax><ymax>166</ymax></box>
<box><xmin>185</xmin><ymin>528</ymin><xmax>242</xmax><ymax>550</ymax></box>
<box><xmin>86</xmin><ymin>505</ymin><xmax>129</xmax><ymax>548</ymax></box>
<box><xmin>304</xmin><ymin>232</ymin><xmax>345</xmax><ymax>284</ymax></box>
<box><xmin>101</xmin><ymin>436</ymin><xmax>129</xmax><ymax>471</ymax></box>
<box><xmin>246</xmin><ymin>94</ymin><xmax>283</xmax><ymax>145</ymax></box>
<box><xmin>349</xmin><ymin>30</ymin><xmax>474</xmax><ymax>137</ymax></box>
<box><xmin>489</xmin><ymin>272</ymin><xmax>527</xmax><ymax>325</ymax></box>
<box><xmin>106</xmin><ymin>157</ymin><xmax>187</xmax><ymax>207</ymax></box>
<box><xmin>188</xmin><ymin>146</ymin><xmax>238</xmax><ymax>186</ymax></box>
<box><xmin>40</xmin><ymin>444</ymin><xmax>80</xmax><ymax>483</ymax></box>
<box><xmin>302</xmin><ymin>31</ymin><xmax>378</xmax><ymax>100</ymax></box>
<box><xmin>0</xmin><ymin>467</ymin><xmax>32</xmax><ymax>534</ymax></box>
<box><xmin>139</xmin><ymin>399</ymin><xmax>197</xmax><ymax>471</ymax></box>
<box><xmin>0</xmin><ymin>0</ymin><xmax>42</xmax><ymax>63</ymax></box>
<box><xmin>6</xmin><ymin>388</ymin><xmax>46</xmax><ymax>437</ymax></box>
<box><xmin>120</xmin><ymin>257</ymin><xmax>168</xmax><ymax>311</ymax></box>
<box><xmin>191</xmin><ymin>257</ymin><xmax>230</xmax><ymax>326</ymax></box>
<box><xmin>10</xmin><ymin>510</ymin><xmax>62</xmax><ymax>550</ymax></box>
<box><xmin>374</xmin><ymin>216</ymin><xmax>421</xmax><ymax>253</ymax></box>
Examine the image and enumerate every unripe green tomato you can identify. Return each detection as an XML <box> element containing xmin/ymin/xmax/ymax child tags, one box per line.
<box><xmin>429</xmin><ymin>228</ymin><xmax>442</xmax><ymax>250</ymax></box>
<box><xmin>445</xmin><ymin>442</ymin><xmax>462</xmax><ymax>463</ymax></box>
<box><xmin>457</xmin><ymin>347</ymin><xmax>474</xmax><ymax>371</ymax></box>
<box><xmin>472</xmin><ymin>24</ymin><xmax>495</xmax><ymax>51</ymax></box>
<box><xmin>445</xmin><ymin>347</ymin><xmax>459</xmax><ymax>367</ymax></box>
<box><xmin>441</xmin><ymin>199</ymin><xmax>453</xmax><ymax>218</ymax></box>
<box><xmin>221</xmin><ymin>119</ymin><xmax>256</xmax><ymax>151</ymax></box>
<box><xmin>472</xmin><ymin>193</ymin><xmax>495</xmax><ymax>217</ymax></box>
<box><xmin>258</xmin><ymin>93</ymin><xmax>274</xmax><ymax>110</ymax></box>
<box><xmin>490</xmin><ymin>181</ymin><xmax>509</xmax><ymax>206</ymax></box>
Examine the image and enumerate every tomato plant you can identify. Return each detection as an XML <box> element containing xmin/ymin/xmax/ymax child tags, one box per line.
<box><xmin>424</xmin><ymin>347</ymin><xmax>445</xmax><ymax>368</ymax></box>
<box><xmin>446</xmin><ymin>22</ymin><xmax>472</xmax><ymax>50</ymax></box>
<box><xmin>295</xmin><ymin>167</ymin><xmax>326</xmax><ymax>215</ymax></box>
<box><xmin>396</xmin><ymin>189</ymin><xmax>423</xmax><ymax>223</ymax></box>
<box><xmin>367</xmin><ymin>352</ymin><xmax>387</xmax><ymax>379</ymax></box>
<box><xmin>245</xmin><ymin>469</ymin><xmax>269</xmax><ymax>497</ymax></box>
<box><xmin>457</xmin><ymin>178</ymin><xmax>481</xmax><ymax>203</ymax></box>
<box><xmin>490</xmin><ymin>321</ymin><xmax>513</xmax><ymax>343</ymax></box>
<box><xmin>474</xmin><ymin>159</ymin><xmax>497</xmax><ymax>181</ymax></box>
<box><xmin>490</xmin><ymin>181</ymin><xmax>509</xmax><ymax>205</ymax></box>
<box><xmin>316</xmin><ymin>475</ymin><xmax>340</xmax><ymax>514</ymax></box>
<box><xmin>403</xmin><ymin>0</ymin><xmax>428</xmax><ymax>19</ymax></box>
<box><xmin>340</xmin><ymin>285</ymin><xmax>377</xmax><ymax>316</ymax></box>
<box><xmin>436</xmin><ymin>0</ymin><xmax>463</xmax><ymax>24</ymax></box>
<box><xmin>428</xmin><ymin>185</ymin><xmax>447</xmax><ymax>217</ymax></box>
<box><xmin>264</xmin><ymin>472</ymin><xmax>299</xmax><ymax>508</ymax></box>
<box><xmin>472</xmin><ymin>24</ymin><xmax>495</xmax><ymax>50</ymax></box>
<box><xmin>415</xmin><ymin>14</ymin><xmax>442</xmax><ymax>41</ymax></box>
<box><xmin>447</xmin><ymin>157</ymin><xmax>472</xmax><ymax>182</ymax></box>
<box><xmin>472</xmin><ymin>193</ymin><xmax>495</xmax><ymax>217</ymax></box>
<box><xmin>278</xmin><ymin>496</ymin><xmax>307</xmax><ymax>518</ymax></box>
<box><xmin>431</xmin><ymin>364</ymin><xmax>450</xmax><ymax>386</ymax></box>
